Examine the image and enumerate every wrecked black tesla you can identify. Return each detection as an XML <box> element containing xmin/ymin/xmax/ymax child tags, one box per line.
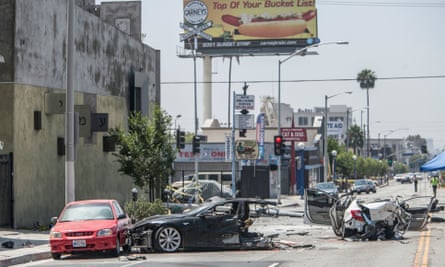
<box><xmin>129</xmin><ymin>198</ymin><xmax>277</xmax><ymax>252</ymax></box>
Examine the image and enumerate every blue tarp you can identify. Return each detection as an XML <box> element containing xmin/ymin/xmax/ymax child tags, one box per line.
<box><xmin>420</xmin><ymin>151</ymin><xmax>445</xmax><ymax>171</ymax></box>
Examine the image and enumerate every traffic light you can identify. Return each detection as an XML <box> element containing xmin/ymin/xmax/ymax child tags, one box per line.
<box><xmin>387</xmin><ymin>156</ymin><xmax>393</xmax><ymax>167</ymax></box>
<box><xmin>176</xmin><ymin>129</ymin><xmax>185</xmax><ymax>150</ymax></box>
<box><xmin>192</xmin><ymin>135</ymin><xmax>200</xmax><ymax>153</ymax></box>
<box><xmin>274</xmin><ymin>135</ymin><xmax>283</xmax><ymax>155</ymax></box>
<box><xmin>421</xmin><ymin>144</ymin><xmax>427</xmax><ymax>154</ymax></box>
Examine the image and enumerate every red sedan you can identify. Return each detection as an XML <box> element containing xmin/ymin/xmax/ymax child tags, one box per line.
<box><xmin>49</xmin><ymin>199</ymin><xmax>131</xmax><ymax>259</ymax></box>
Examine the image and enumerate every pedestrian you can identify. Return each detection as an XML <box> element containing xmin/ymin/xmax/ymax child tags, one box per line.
<box><xmin>431</xmin><ymin>175</ymin><xmax>439</xmax><ymax>197</ymax></box>
<box><xmin>413</xmin><ymin>174</ymin><xmax>418</xmax><ymax>192</ymax></box>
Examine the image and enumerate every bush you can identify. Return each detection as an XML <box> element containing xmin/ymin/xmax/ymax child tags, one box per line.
<box><xmin>124</xmin><ymin>198</ymin><xmax>167</xmax><ymax>222</ymax></box>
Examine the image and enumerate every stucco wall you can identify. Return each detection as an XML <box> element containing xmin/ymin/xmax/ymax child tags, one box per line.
<box><xmin>0</xmin><ymin>0</ymin><xmax>14</xmax><ymax>82</ymax></box>
<box><xmin>12</xmin><ymin>84</ymin><xmax>136</xmax><ymax>227</ymax></box>
<box><xmin>0</xmin><ymin>84</ymin><xmax>13</xmax><ymax>149</ymax></box>
<box><xmin>14</xmin><ymin>0</ymin><xmax>159</xmax><ymax>97</ymax></box>
<box><xmin>4</xmin><ymin>0</ymin><xmax>160</xmax><ymax>227</ymax></box>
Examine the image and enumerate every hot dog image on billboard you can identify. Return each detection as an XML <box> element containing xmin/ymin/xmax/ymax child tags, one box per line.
<box><xmin>182</xmin><ymin>0</ymin><xmax>318</xmax><ymax>55</ymax></box>
<box><xmin>221</xmin><ymin>10</ymin><xmax>316</xmax><ymax>38</ymax></box>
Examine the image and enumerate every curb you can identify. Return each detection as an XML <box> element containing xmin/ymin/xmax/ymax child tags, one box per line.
<box><xmin>0</xmin><ymin>250</ymin><xmax>51</xmax><ymax>267</ymax></box>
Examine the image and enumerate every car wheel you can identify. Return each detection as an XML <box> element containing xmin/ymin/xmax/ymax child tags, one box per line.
<box><xmin>51</xmin><ymin>253</ymin><xmax>61</xmax><ymax>260</ymax></box>
<box><xmin>154</xmin><ymin>226</ymin><xmax>182</xmax><ymax>252</ymax></box>
<box><xmin>122</xmin><ymin>232</ymin><xmax>132</xmax><ymax>253</ymax></box>
<box><xmin>110</xmin><ymin>236</ymin><xmax>120</xmax><ymax>257</ymax></box>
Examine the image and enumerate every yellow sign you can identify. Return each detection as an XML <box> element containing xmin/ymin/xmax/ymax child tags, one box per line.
<box><xmin>183</xmin><ymin>0</ymin><xmax>318</xmax><ymax>54</ymax></box>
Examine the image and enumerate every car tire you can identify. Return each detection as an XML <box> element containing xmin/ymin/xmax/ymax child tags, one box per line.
<box><xmin>110</xmin><ymin>236</ymin><xmax>120</xmax><ymax>257</ymax></box>
<box><xmin>122</xmin><ymin>232</ymin><xmax>132</xmax><ymax>253</ymax></box>
<box><xmin>51</xmin><ymin>253</ymin><xmax>61</xmax><ymax>260</ymax></box>
<box><xmin>154</xmin><ymin>226</ymin><xmax>182</xmax><ymax>252</ymax></box>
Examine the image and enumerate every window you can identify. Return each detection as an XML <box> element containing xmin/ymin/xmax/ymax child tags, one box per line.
<box><xmin>298</xmin><ymin>117</ymin><xmax>309</xmax><ymax>126</ymax></box>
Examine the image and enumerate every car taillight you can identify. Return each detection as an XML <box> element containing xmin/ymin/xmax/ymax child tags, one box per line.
<box><xmin>350</xmin><ymin>209</ymin><xmax>364</xmax><ymax>221</ymax></box>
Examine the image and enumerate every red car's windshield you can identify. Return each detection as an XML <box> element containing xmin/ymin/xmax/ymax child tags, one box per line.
<box><xmin>60</xmin><ymin>203</ymin><xmax>114</xmax><ymax>222</ymax></box>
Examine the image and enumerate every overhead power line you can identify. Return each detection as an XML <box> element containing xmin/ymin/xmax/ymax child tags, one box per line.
<box><xmin>161</xmin><ymin>74</ymin><xmax>445</xmax><ymax>85</ymax></box>
<box><xmin>318</xmin><ymin>1</ymin><xmax>445</xmax><ymax>8</ymax></box>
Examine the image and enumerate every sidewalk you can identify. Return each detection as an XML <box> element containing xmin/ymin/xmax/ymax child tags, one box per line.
<box><xmin>0</xmin><ymin>229</ymin><xmax>50</xmax><ymax>267</ymax></box>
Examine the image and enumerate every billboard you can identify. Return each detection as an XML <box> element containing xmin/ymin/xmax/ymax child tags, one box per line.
<box><xmin>182</xmin><ymin>0</ymin><xmax>319</xmax><ymax>56</ymax></box>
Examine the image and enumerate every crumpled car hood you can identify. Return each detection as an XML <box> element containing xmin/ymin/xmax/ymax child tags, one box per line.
<box><xmin>131</xmin><ymin>214</ymin><xmax>185</xmax><ymax>229</ymax></box>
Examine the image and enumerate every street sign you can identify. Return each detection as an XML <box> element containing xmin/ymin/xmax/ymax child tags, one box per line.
<box><xmin>180</xmin><ymin>21</ymin><xmax>213</xmax><ymax>41</ymax></box>
<box><xmin>235</xmin><ymin>94</ymin><xmax>255</xmax><ymax>110</ymax></box>
<box><xmin>281</xmin><ymin>128</ymin><xmax>307</xmax><ymax>142</ymax></box>
<box><xmin>235</xmin><ymin>139</ymin><xmax>258</xmax><ymax>160</ymax></box>
<box><xmin>235</xmin><ymin>114</ymin><xmax>255</xmax><ymax>129</ymax></box>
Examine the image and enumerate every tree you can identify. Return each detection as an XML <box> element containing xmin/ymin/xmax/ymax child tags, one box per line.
<box><xmin>347</xmin><ymin>124</ymin><xmax>364</xmax><ymax>155</ymax></box>
<box><xmin>110</xmin><ymin>106</ymin><xmax>176</xmax><ymax>201</ymax></box>
<box><xmin>356</xmin><ymin>69</ymin><xmax>377</xmax><ymax>157</ymax></box>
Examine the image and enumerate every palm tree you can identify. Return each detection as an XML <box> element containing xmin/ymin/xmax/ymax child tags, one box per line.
<box><xmin>348</xmin><ymin>125</ymin><xmax>364</xmax><ymax>155</ymax></box>
<box><xmin>356</xmin><ymin>69</ymin><xmax>377</xmax><ymax>157</ymax></box>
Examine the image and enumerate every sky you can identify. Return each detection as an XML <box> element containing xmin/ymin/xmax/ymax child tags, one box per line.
<box><xmin>98</xmin><ymin>1</ymin><xmax>445</xmax><ymax>152</ymax></box>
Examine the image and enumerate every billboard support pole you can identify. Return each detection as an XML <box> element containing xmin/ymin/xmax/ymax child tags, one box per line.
<box><xmin>231</xmin><ymin>91</ymin><xmax>236</xmax><ymax>197</ymax></box>
<box><xmin>193</xmin><ymin>35</ymin><xmax>199</xmax><ymax>191</ymax></box>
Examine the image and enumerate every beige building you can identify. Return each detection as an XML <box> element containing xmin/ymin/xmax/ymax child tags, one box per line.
<box><xmin>0</xmin><ymin>0</ymin><xmax>160</xmax><ymax>228</ymax></box>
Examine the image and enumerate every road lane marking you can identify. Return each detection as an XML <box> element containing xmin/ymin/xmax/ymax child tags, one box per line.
<box><xmin>413</xmin><ymin>226</ymin><xmax>431</xmax><ymax>267</ymax></box>
<box><xmin>422</xmin><ymin>228</ymin><xmax>431</xmax><ymax>267</ymax></box>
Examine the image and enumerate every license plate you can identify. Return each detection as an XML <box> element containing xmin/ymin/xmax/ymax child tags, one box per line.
<box><xmin>72</xmin><ymin>239</ymin><xmax>86</xmax><ymax>248</ymax></box>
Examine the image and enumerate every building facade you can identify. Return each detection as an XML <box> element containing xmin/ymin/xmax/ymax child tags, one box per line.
<box><xmin>295</xmin><ymin>104</ymin><xmax>352</xmax><ymax>144</ymax></box>
<box><xmin>0</xmin><ymin>0</ymin><xmax>160</xmax><ymax>227</ymax></box>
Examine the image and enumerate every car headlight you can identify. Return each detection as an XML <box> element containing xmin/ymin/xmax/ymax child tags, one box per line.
<box><xmin>97</xmin><ymin>229</ymin><xmax>113</xmax><ymax>236</ymax></box>
<box><xmin>50</xmin><ymin>231</ymin><xmax>62</xmax><ymax>239</ymax></box>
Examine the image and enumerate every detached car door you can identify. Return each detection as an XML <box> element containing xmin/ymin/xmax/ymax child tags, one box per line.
<box><xmin>304</xmin><ymin>188</ymin><xmax>335</xmax><ymax>225</ymax></box>
<box><xmin>403</xmin><ymin>196</ymin><xmax>435</xmax><ymax>230</ymax></box>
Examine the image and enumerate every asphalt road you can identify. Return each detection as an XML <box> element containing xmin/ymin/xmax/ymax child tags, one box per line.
<box><xmin>16</xmin><ymin>179</ymin><xmax>445</xmax><ymax>267</ymax></box>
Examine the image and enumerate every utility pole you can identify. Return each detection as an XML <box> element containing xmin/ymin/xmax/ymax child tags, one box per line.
<box><xmin>65</xmin><ymin>0</ymin><xmax>76</xmax><ymax>203</ymax></box>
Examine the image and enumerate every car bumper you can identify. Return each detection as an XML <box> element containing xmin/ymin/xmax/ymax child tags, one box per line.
<box><xmin>50</xmin><ymin>235</ymin><xmax>117</xmax><ymax>254</ymax></box>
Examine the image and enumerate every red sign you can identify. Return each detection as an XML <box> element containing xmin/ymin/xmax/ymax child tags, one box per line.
<box><xmin>280</xmin><ymin>128</ymin><xmax>307</xmax><ymax>142</ymax></box>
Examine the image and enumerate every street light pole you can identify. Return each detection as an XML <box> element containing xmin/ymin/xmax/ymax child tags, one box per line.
<box><xmin>323</xmin><ymin>91</ymin><xmax>352</xmax><ymax>182</ymax></box>
<box><xmin>331</xmin><ymin>150</ymin><xmax>337</xmax><ymax>181</ymax></box>
<box><xmin>278</xmin><ymin>41</ymin><xmax>348</xmax><ymax>198</ymax></box>
<box><xmin>383</xmin><ymin>128</ymin><xmax>409</xmax><ymax>159</ymax></box>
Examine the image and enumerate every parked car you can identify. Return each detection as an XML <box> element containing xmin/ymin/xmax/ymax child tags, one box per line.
<box><xmin>313</xmin><ymin>182</ymin><xmax>339</xmax><ymax>198</ymax></box>
<box><xmin>366</xmin><ymin>180</ymin><xmax>377</xmax><ymax>193</ymax></box>
<box><xmin>351</xmin><ymin>179</ymin><xmax>374</xmax><ymax>194</ymax></box>
<box><xmin>130</xmin><ymin>198</ymin><xmax>276</xmax><ymax>252</ymax></box>
<box><xmin>400</xmin><ymin>175</ymin><xmax>412</xmax><ymax>184</ymax></box>
<box><xmin>394</xmin><ymin>173</ymin><xmax>405</xmax><ymax>182</ymax></box>
<box><xmin>49</xmin><ymin>199</ymin><xmax>131</xmax><ymax>260</ymax></box>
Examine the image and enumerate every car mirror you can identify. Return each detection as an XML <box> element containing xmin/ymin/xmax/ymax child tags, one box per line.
<box><xmin>118</xmin><ymin>214</ymin><xmax>127</xmax><ymax>220</ymax></box>
<box><xmin>50</xmin><ymin>216</ymin><xmax>58</xmax><ymax>224</ymax></box>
